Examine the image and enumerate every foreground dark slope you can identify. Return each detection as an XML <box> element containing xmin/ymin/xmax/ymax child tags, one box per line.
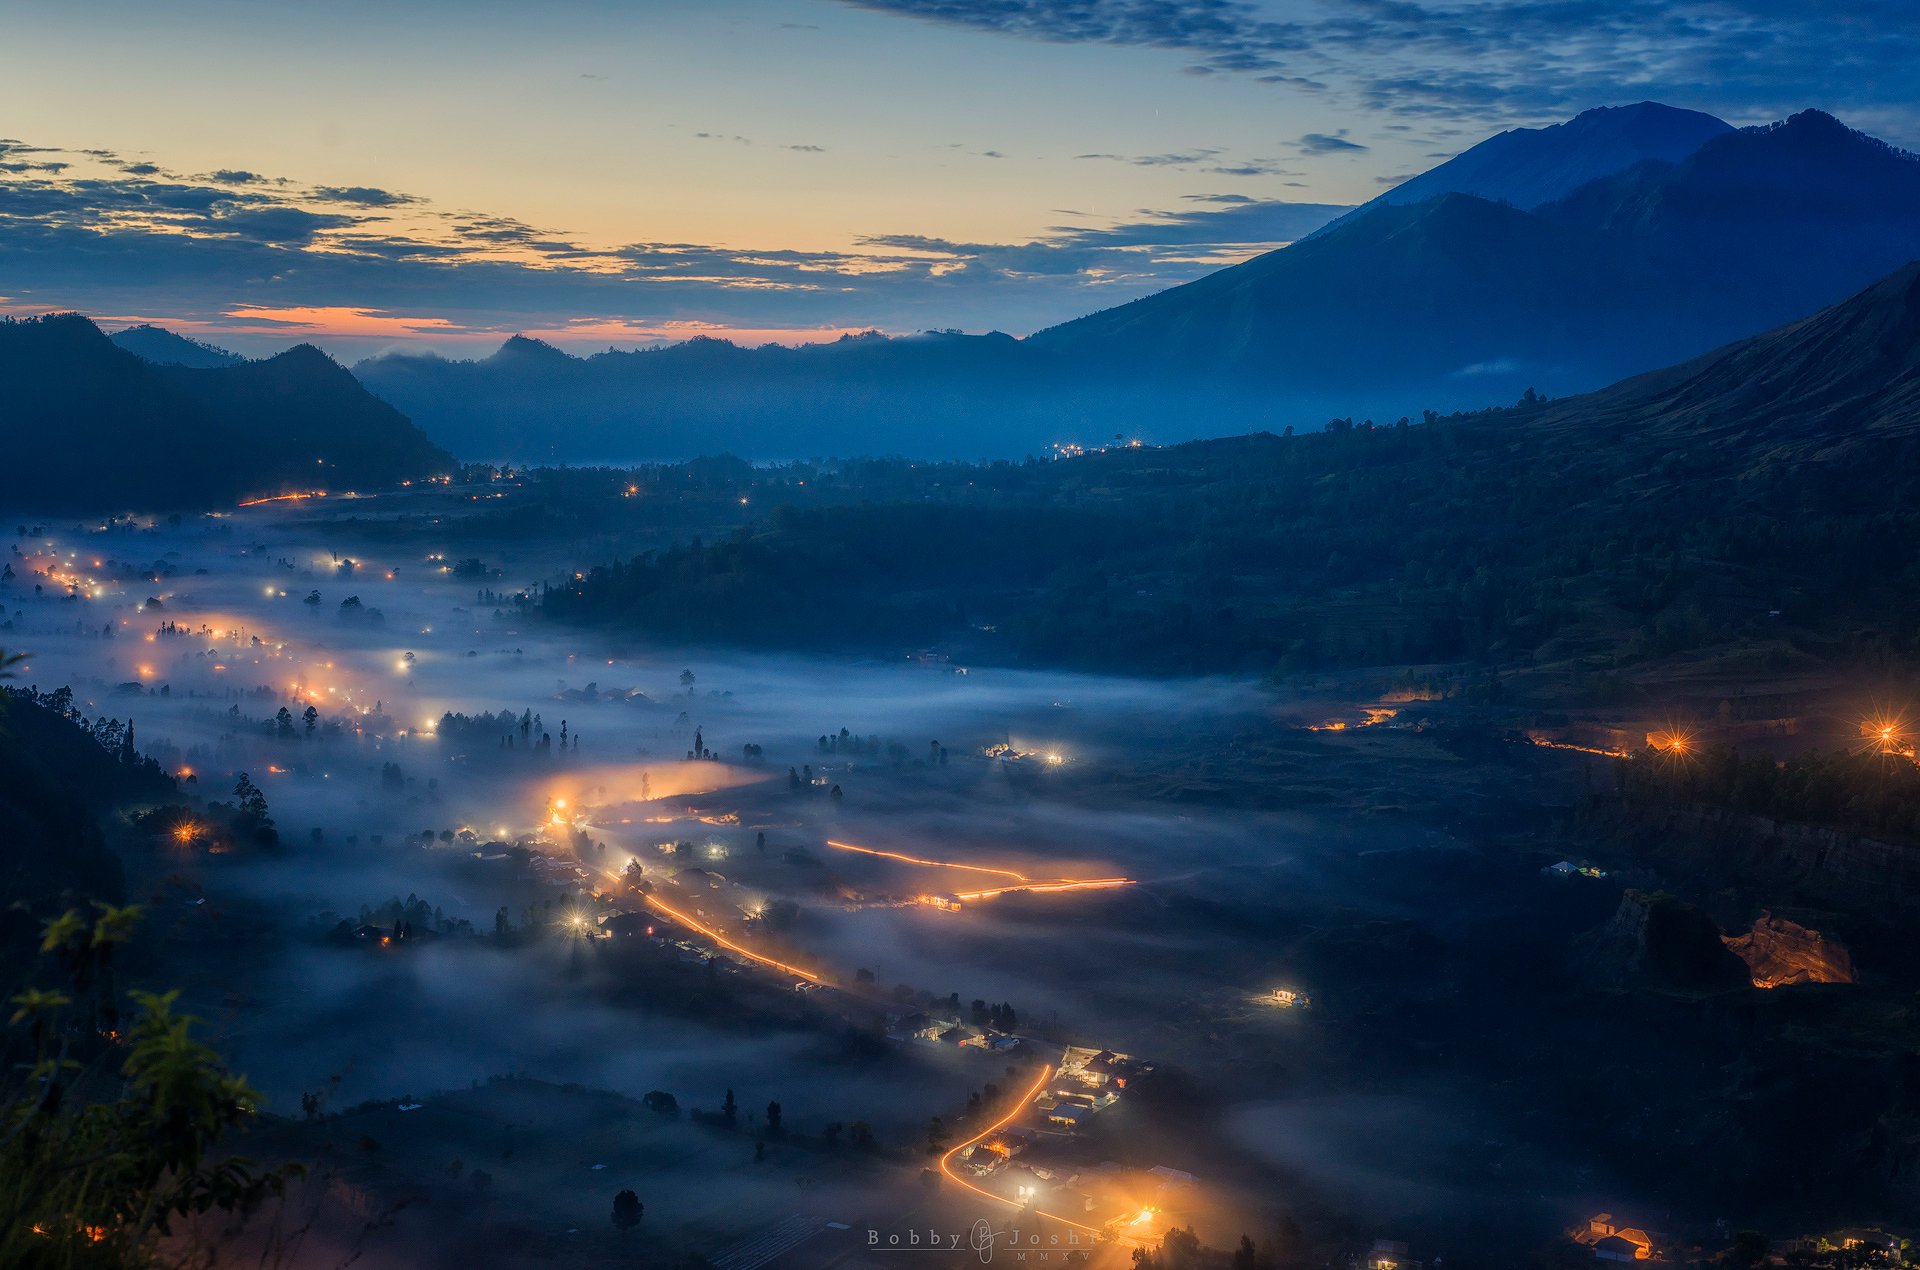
<box><xmin>0</xmin><ymin>314</ymin><xmax>452</xmax><ymax>511</ymax></box>
<box><xmin>545</xmin><ymin>261</ymin><xmax>1920</xmax><ymax>677</ymax></box>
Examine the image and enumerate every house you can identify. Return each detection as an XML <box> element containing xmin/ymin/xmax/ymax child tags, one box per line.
<box><xmin>1576</xmin><ymin>1215</ymin><xmax>1655</xmax><ymax>1262</ymax></box>
<box><xmin>1148</xmin><ymin>1165</ymin><xmax>1196</xmax><ymax>1190</ymax></box>
<box><xmin>1368</xmin><ymin>1238</ymin><xmax>1421</xmax><ymax>1270</ymax></box>
<box><xmin>1593</xmin><ymin>1236</ymin><xmax>1643</xmax><ymax>1263</ymax></box>
<box><xmin>1047</xmin><ymin>1104</ymin><xmax>1093</xmax><ymax>1130</ymax></box>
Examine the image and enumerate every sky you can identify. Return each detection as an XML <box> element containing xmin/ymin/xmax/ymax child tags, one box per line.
<box><xmin>2</xmin><ymin>0</ymin><xmax>1917</xmax><ymax>358</ymax></box>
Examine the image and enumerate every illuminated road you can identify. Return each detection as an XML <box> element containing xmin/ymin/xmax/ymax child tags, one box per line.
<box><xmin>632</xmin><ymin>889</ymin><xmax>827</xmax><ymax>984</ymax></box>
<box><xmin>954</xmin><ymin>878</ymin><xmax>1134</xmax><ymax>901</ymax></box>
<box><xmin>826</xmin><ymin>838</ymin><xmax>1136</xmax><ymax>903</ymax></box>
<box><xmin>935</xmin><ymin>1061</ymin><xmax>1117</xmax><ymax>1244</ymax></box>
<box><xmin>826</xmin><ymin>838</ymin><xmax>1030</xmax><ymax>883</ymax></box>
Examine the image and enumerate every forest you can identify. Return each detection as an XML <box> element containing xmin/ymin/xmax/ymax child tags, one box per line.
<box><xmin>537</xmin><ymin>393</ymin><xmax>1920</xmax><ymax>681</ymax></box>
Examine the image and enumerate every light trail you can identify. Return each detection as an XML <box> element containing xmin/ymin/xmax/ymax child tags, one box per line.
<box><xmin>1529</xmin><ymin>739</ymin><xmax>1630</xmax><ymax>759</ymax></box>
<box><xmin>936</xmin><ymin>1062</ymin><xmax>1112</xmax><ymax>1243</ymax></box>
<box><xmin>634</xmin><ymin>889</ymin><xmax>826</xmax><ymax>984</ymax></box>
<box><xmin>954</xmin><ymin>878</ymin><xmax>1135</xmax><ymax>901</ymax></box>
<box><xmin>237</xmin><ymin>491</ymin><xmax>326</xmax><ymax>507</ymax></box>
<box><xmin>827</xmin><ymin>839</ymin><xmax>1135</xmax><ymax>903</ymax></box>
<box><xmin>826</xmin><ymin>839</ymin><xmax>1030</xmax><ymax>883</ymax></box>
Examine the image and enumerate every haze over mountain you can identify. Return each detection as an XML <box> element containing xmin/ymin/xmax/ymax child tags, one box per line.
<box><xmin>108</xmin><ymin>324</ymin><xmax>245</xmax><ymax>369</ymax></box>
<box><xmin>347</xmin><ymin>105</ymin><xmax>1920</xmax><ymax>463</ymax></box>
<box><xmin>0</xmin><ymin>314</ymin><xmax>451</xmax><ymax>511</ymax></box>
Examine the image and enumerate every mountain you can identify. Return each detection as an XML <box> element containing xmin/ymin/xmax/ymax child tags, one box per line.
<box><xmin>1522</xmin><ymin>257</ymin><xmax>1920</xmax><ymax>465</ymax></box>
<box><xmin>1033</xmin><ymin>108</ymin><xmax>1920</xmax><ymax>417</ymax></box>
<box><xmin>1333</xmin><ymin>102</ymin><xmax>1731</xmax><ymax>225</ymax></box>
<box><xmin>109</xmin><ymin>323</ymin><xmax>245</xmax><ymax>369</ymax></box>
<box><xmin>0</xmin><ymin>313</ymin><xmax>452</xmax><ymax>510</ymax></box>
<box><xmin>357</xmin><ymin>329</ymin><xmax>1061</xmax><ymax>461</ymax></box>
<box><xmin>357</xmin><ymin>105</ymin><xmax>1920</xmax><ymax>462</ymax></box>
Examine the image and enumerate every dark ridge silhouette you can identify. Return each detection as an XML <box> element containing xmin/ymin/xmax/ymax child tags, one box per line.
<box><xmin>0</xmin><ymin>313</ymin><xmax>451</xmax><ymax>511</ymax></box>
<box><xmin>1534</xmin><ymin>258</ymin><xmax>1920</xmax><ymax>436</ymax></box>
<box><xmin>108</xmin><ymin>323</ymin><xmax>245</xmax><ymax>369</ymax></box>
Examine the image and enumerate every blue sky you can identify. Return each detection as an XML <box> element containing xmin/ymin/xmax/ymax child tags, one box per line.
<box><xmin>1</xmin><ymin>0</ymin><xmax>1915</xmax><ymax>356</ymax></box>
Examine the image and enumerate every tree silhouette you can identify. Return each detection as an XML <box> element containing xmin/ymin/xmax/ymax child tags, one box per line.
<box><xmin>611</xmin><ymin>1188</ymin><xmax>642</xmax><ymax>1233</ymax></box>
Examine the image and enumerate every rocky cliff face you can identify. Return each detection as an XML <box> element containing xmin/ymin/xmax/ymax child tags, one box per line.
<box><xmin>1723</xmin><ymin>911</ymin><xmax>1857</xmax><ymax>988</ymax></box>
<box><xmin>1573</xmin><ymin>890</ymin><xmax>1753</xmax><ymax>995</ymax></box>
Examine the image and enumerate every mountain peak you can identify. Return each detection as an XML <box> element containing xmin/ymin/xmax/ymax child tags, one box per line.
<box><xmin>109</xmin><ymin>323</ymin><xmax>244</xmax><ymax>369</ymax></box>
<box><xmin>260</xmin><ymin>342</ymin><xmax>341</xmax><ymax>372</ymax></box>
<box><xmin>488</xmin><ymin>334</ymin><xmax>573</xmax><ymax>365</ymax></box>
<box><xmin>1326</xmin><ymin>100</ymin><xmax>1730</xmax><ymax>232</ymax></box>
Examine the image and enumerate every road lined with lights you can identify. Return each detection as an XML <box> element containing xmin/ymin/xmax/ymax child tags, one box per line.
<box><xmin>826</xmin><ymin>838</ymin><xmax>1136</xmax><ymax>904</ymax></box>
<box><xmin>825</xmin><ymin>839</ymin><xmax>1030</xmax><ymax>883</ymax></box>
<box><xmin>631</xmin><ymin>888</ymin><xmax>826</xmax><ymax>984</ymax></box>
<box><xmin>935</xmin><ymin>1061</ymin><xmax>1116</xmax><ymax>1243</ymax></box>
<box><xmin>953</xmin><ymin>877</ymin><xmax>1134</xmax><ymax>901</ymax></box>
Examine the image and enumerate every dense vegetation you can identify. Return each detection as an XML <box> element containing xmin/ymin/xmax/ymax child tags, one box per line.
<box><xmin>537</xmin><ymin>259</ymin><xmax>1920</xmax><ymax>680</ymax></box>
<box><xmin>537</xmin><ymin>412</ymin><xmax>1920</xmax><ymax>679</ymax></box>
<box><xmin>1621</xmin><ymin>744</ymin><xmax>1920</xmax><ymax>844</ymax></box>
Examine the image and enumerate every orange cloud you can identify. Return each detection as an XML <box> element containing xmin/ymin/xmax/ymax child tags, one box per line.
<box><xmin>220</xmin><ymin>305</ymin><xmax>471</xmax><ymax>338</ymax></box>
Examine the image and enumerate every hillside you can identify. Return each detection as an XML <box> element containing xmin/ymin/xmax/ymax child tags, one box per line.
<box><xmin>109</xmin><ymin>324</ymin><xmax>245</xmax><ymax>369</ymax></box>
<box><xmin>542</xmin><ymin>259</ymin><xmax>1920</xmax><ymax>678</ymax></box>
<box><xmin>0</xmin><ymin>314</ymin><xmax>451</xmax><ymax>510</ymax></box>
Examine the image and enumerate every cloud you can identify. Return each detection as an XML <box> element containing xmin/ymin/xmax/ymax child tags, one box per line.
<box><xmin>1076</xmin><ymin>149</ymin><xmax>1221</xmax><ymax>166</ymax></box>
<box><xmin>1296</xmin><ymin>131</ymin><xmax>1368</xmax><ymax>154</ymax></box>
<box><xmin>312</xmin><ymin>185</ymin><xmax>417</xmax><ymax>207</ymax></box>
<box><xmin>0</xmin><ymin>134</ymin><xmax>1351</xmax><ymax>350</ymax></box>
<box><xmin>841</xmin><ymin>0</ymin><xmax>1920</xmax><ymax>135</ymax></box>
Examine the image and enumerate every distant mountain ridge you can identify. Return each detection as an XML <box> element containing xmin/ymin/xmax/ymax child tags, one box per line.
<box><xmin>0</xmin><ymin>313</ymin><xmax>451</xmax><ymax>511</ymax></box>
<box><xmin>109</xmin><ymin>323</ymin><xmax>245</xmax><ymax>369</ymax></box>
<box><xmin>353</xmin><ymin>105</ymin><xmax>1920</xmax><ymax>462</ymax></box>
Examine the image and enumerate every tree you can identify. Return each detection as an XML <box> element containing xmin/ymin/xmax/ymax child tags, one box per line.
<box><xmin>303</xmin><ymin>704</ymin><xmax>318</xmax><ymax>737</ymax></box>
<box><xmin>233</xmin><ymin>772</ymin><xmax>277</xmax><ymax>846</ymax></box>
<box><xmin>722</xmin><ymin>1087</ymin><xmax>737</xmax><ymax>1126</ymax></box>
<box><xmin>679</xmin><ymin>668</ymin><xmax>696</xmax><ymax>693</ymax></box>
<box><xmin>925</xmin><ymin>1116</ymin><xmax>949</xmax><ymax>1155</ymax></box>
<box><xmin>1</xmin><ymin>908</ymin><xmax>298</xmax><ymax>1264</ymax></box>
<box><xmin>766</xmin><ymin>1100</ymin><xmax>782</xmax><ymax>1134</ymax></box>
<box><xmin>611</xmin><ymin>1189</ymin><xmax>643</xmax><ymax>1233</ymax></box>
<box><xmin>275</xmin><ymin>706</ymin><xmax>295</xmax><ymax>739</ymax></box>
